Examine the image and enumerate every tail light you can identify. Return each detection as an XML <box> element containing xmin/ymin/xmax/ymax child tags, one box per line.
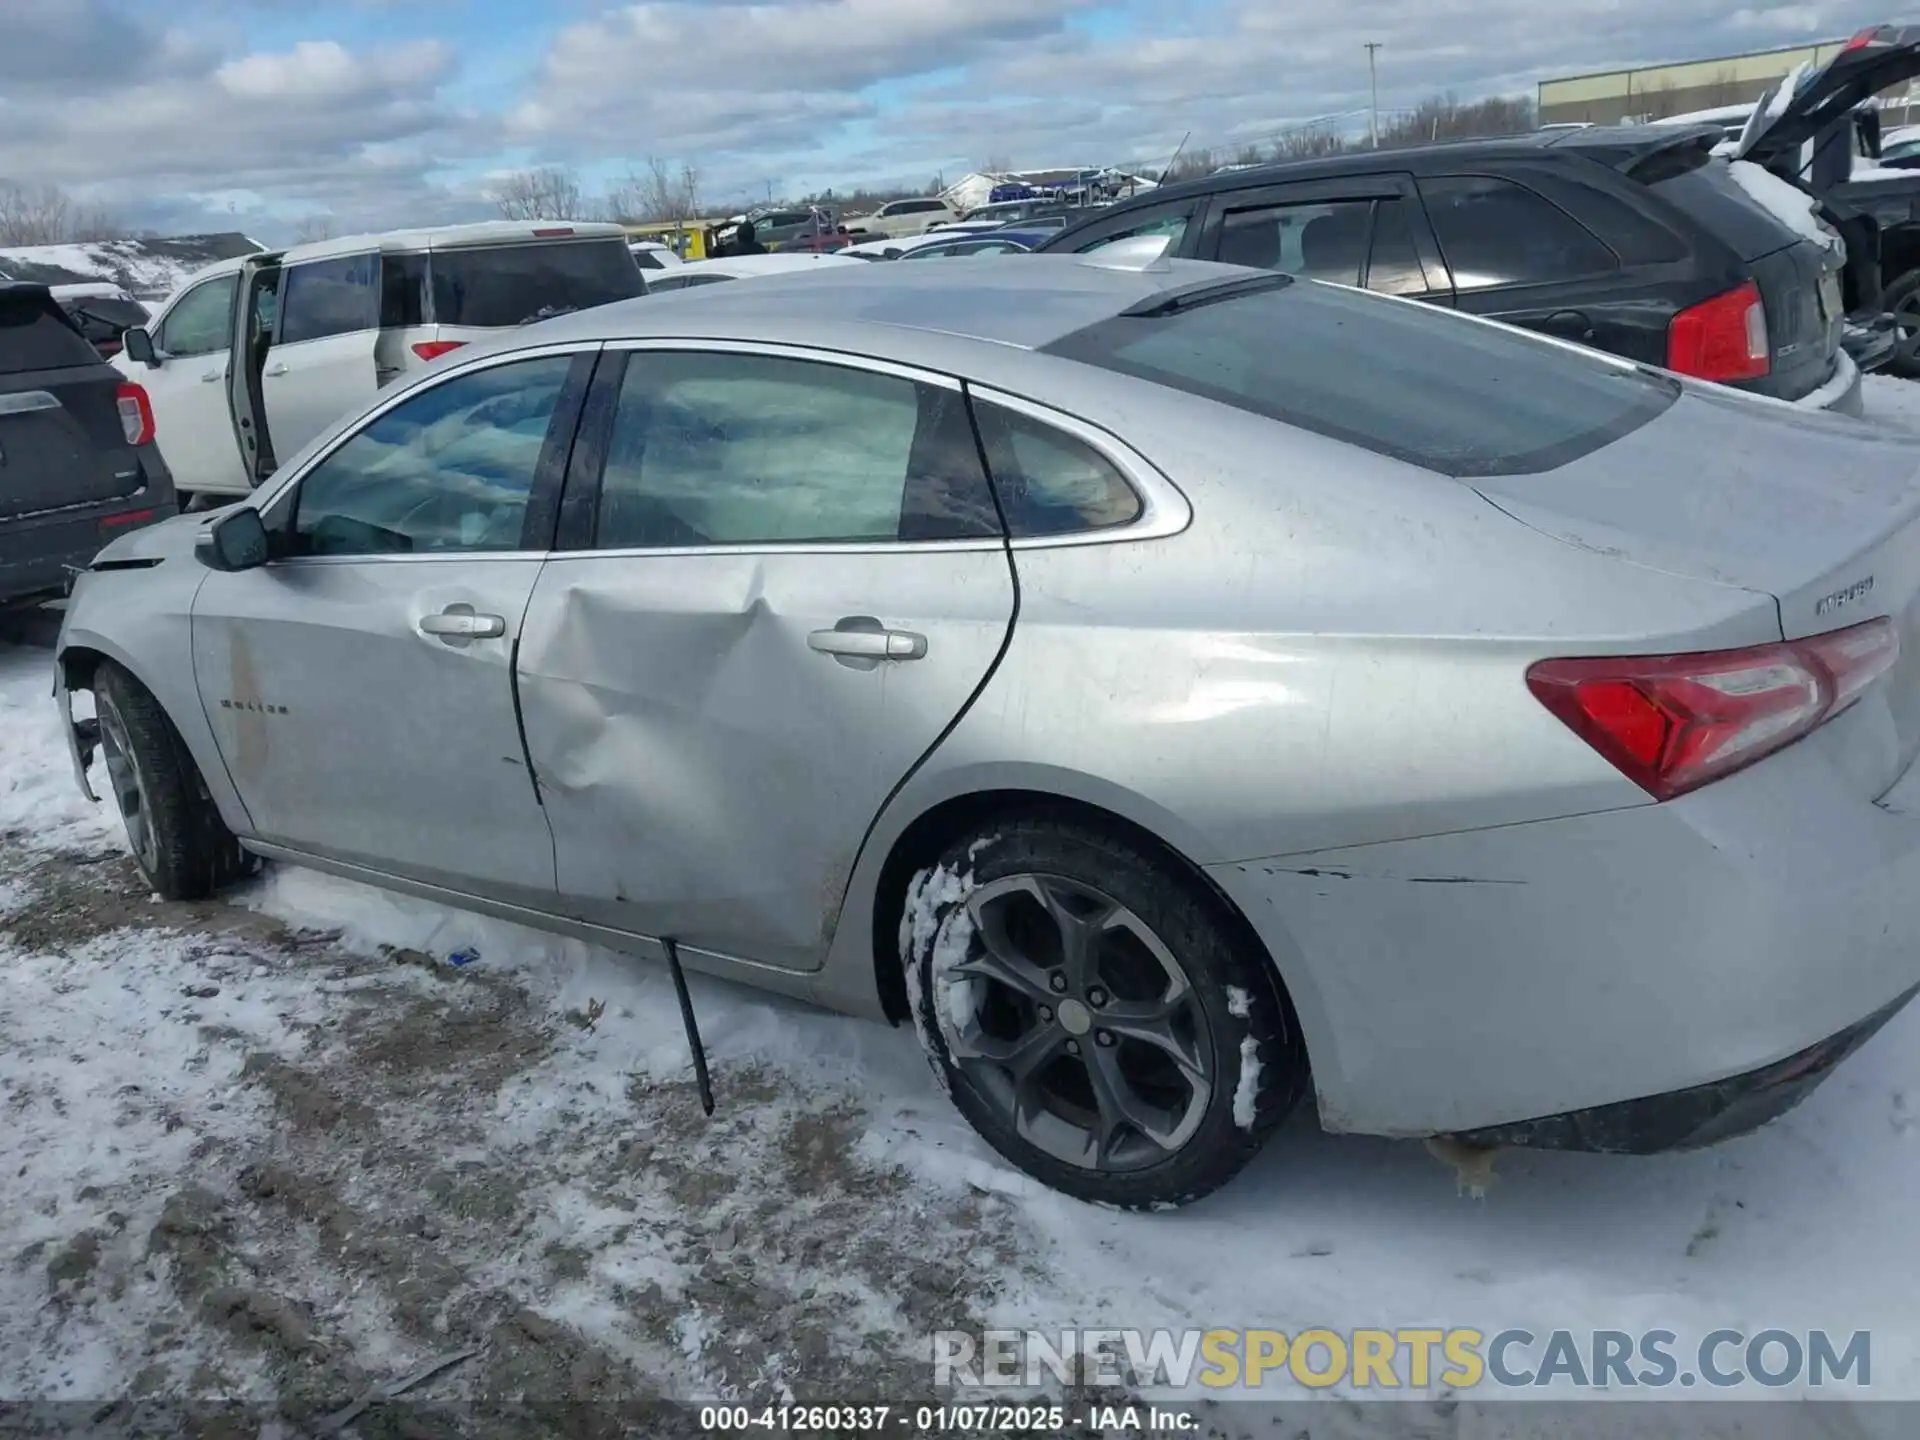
<box><xmin>1841</xmin><ymin>27</ymin><xmax>1878</xmax><ymax>52</ymax></box>
<box><xmin>1527</xmin><ymin>617</ymin><xmax>1899</xmax><ymax>800</ymax></box>
<box><xmin>115</xmin><ymin>382</ymin><xmax>154</xmax><ymax>446</ymax></box>
<box><xmin>411</xmin><ymin>340</ymin><xmax>467</xmax><ymax>362</ymax></box>
<box><xmin>100</xmin><ymin>509</ymin><xmax>155</xmax><ymax>531</ymax></box>
<box><xmin>532</xmin><ymin>227</ymin><xmax>574</xmax><ymax>237</ymax></box>
<box><xmin>1667</xmin><ymin>281</ymin><xmax>1770</xmax><ymax>383</ymax></box>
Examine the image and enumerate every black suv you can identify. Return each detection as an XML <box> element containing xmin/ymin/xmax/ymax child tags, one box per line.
<box><xmin>0</xmin><ymin>284</ymin><xmax>174</xmax><ymax>607</ymax></box>
<box><xmin>1042</xmin><ymin>127</ymin><xmax>1864</xmax><ymax>413</ymax></box>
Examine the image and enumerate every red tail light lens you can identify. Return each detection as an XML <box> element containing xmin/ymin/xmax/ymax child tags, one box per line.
<box><xmin>1667</xmin><ymin>281</ymin><xmax>1770</xmax><ymax>383</ymax></box>
<box><xmin>100</xmin><ymin>508</ymin><xmax>155</xmax><ymax>530</ymax></box>
<box><xmin>411</xmin><ymin>340</ymin><xmax>467</xmax><ymax>362</ymax></box>
<box><xmin>1842</xmin><ymin>26</ymin><xmax>1877</xmax><ymax>52</ymax></box>
<box><xmin>1527</xmin><ymin>617</ymin><xmax>1899</xmax><ymax>800</ymax></box>
<box><xmin>532</xmin><ymin>227</ymin><xmax>575</xmax><ymax>237</ymax></box>
<box><xmin>115</xmin><ymin>382</ymin><xmax>154</xmax><ymax>446</ymax></box>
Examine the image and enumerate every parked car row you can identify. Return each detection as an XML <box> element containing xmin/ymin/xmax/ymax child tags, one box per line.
<box><xmin>47</xmin><ymin>250</ymin><xmax>1920</xmax><ymax>1213</ymax></box>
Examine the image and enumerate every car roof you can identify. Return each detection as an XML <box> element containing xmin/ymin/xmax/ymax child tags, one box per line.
<box><xmin>523</xmin><ymin>253</ymin><xmax>1248</xmax><ymax>356</ymax></box>
<box><xmin>283</xmin><ymin>220</ymin><xmax>629</xmax><ymax>264</ymax></box>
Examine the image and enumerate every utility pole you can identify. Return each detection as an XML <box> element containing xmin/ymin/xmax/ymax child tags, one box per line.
<box><xmin>1364</xmin><ymin>42</ymin><xmax>1383</xmax><ymax>148</ymax></box>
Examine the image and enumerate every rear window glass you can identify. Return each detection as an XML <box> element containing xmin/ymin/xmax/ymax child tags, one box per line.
<box><xmin>1043</xmin><ymin>279</ymin><xmax>1678</xmax><ymax>478</ymax></box>
<box><xmin>430</xmin><ymin>240</ymin><xmax>644</xmax><ymax>329</ymax></box>
<box><xmin>0</xmin><ymin>291</ymin><xmax>101</xmax><ymax>372</ymax></box>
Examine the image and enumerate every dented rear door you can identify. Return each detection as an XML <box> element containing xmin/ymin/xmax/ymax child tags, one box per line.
<box><xmin>514</xmin><ymin>345</ymin><xmax>1016</xmax><ymax>972</ymax></box>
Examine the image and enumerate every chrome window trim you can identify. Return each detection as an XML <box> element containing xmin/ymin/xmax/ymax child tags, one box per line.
<box><xmin>543</xmin><ymin>340</ymin><xmax>1187</xmax><ymax>559</ymax></box>
<box><xmin>964</xmin><ymin>383</ymin><xmax>1192</xmax><ymax>549</ymax></box>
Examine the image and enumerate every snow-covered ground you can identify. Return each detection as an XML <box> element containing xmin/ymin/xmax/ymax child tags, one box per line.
<box><xmin>6</xmin><ymin>357</ymin><xmax>1920</xmax><ymax>1437</ymax></box>
<box><xmin>0</xmin><ymin>236</ymin><xmax>261</xmax><ymax>302</ymax></box>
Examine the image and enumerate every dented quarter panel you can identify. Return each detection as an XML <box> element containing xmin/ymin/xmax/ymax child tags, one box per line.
<box><xmin>516</xmin><ymin>544</ymin><xmax>1016</xmax><ymax>972</ymax></box>
<box><xmin>189</xmin><ymin>555</ymin><xmax>558</xmax><ymax>903</ymax></box>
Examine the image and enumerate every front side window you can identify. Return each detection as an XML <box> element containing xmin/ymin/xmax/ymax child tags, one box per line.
<box><xmin>1419</xmin><ymin>176</ymin><xmax>1617</xmax><ymax>290</ymax></box>
<box><xmin>1069</xmin><ymin>206</ymin><xmax>1193</xmax><ymax>255</ymax></box>
<box><xmin>1043</xmin><ymin>278</ymin><xmax>1677</xmax><ymax>478</ymax></box>
<box><xmin>291</xmin><ymin>354</ymin><xmax>573</xmax><ymax>556</ymax></box>
<box><xmin>594</xmin><ymin>351</ymin><xmax>1000</xmax><ymax>548</ymax></box>
<box><xmin>157</xmin><ymin>275</ymin><xmax>237</xmax><ymax>357</ymax></box>
<box><xmin>278</xmin><ymin>254</ymin><xmax>378</xmax><ymax>345</ymax></box>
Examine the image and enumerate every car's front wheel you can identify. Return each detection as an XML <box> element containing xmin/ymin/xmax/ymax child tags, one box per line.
<box><xmin>902</xmin><ymin>815</ymin><xmax>1306</xmax><ymax>1209</ymax></box>
<box><xmin>94</xmin><ymin>662</ymin><xmax>253</xmax><ymax>900</ymax></box>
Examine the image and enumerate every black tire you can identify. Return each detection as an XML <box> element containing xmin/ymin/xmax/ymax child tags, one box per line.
<box><xmin>1884</xmin><ymin>267</ymin><xmax>1920</xmax><ymax>380</ymax></box>
<box><xmin>901</xmin><ymin>815</ymin><xmax>1306</xmax><ymax>1209</ymax></box>
<box><xmin>94</xmin><ymin>662</ymin><xmax>253</xmax><ymax>900</ymax></box>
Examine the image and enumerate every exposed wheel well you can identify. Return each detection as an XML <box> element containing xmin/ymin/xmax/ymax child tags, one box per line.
<box><xmin>1880</xmin><ymin>223</ymin><xmax>1920</xmax><ymax>285</ymax></box>
<box><xmin>58</xmin><ymin>645</ymin><xmax>103</xmax><ymax>691</ymax></box>
<box><xmin>868</xmin><ymin>789</ymin><xmax>1299</xmax><ymax>1039</ymax></box>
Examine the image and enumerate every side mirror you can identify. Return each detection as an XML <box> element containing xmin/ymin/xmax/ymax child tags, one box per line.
<box><xmin>122</xmin><ymin>327</ymin><xmax>158</xmax><ymax>366</ymax></box>
<box><xmin>197</xmin><ymin>506</ymin><xmax>271</xmax><ymax>572</ymax></box>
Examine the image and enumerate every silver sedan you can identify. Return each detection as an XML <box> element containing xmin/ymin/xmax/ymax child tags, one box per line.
<box><xmin>53</xmin><ymin>255</ymin><xmax>1920</xmax><ymax>1208</ymax></box>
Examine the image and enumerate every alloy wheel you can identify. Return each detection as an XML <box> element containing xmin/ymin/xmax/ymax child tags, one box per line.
<box><xmin>938</xmin><ymin>873</ymin><xmax>1214</xmax><ymax>1172</ymax></box>
<box><xmin>96</xmin><ymin>698</ymin><xmax>157</xmax><ymax>873</ymax></box>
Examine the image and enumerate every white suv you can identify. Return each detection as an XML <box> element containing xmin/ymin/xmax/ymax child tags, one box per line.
<box><xmin>117</xmin><ymin>221</ymin><xmax>642</xmax><ymax>501</ymax></box>
<box><xmin>855</xmin><ymin>197</ymin><xmax>959</xmax><ymax>239</ymax></box>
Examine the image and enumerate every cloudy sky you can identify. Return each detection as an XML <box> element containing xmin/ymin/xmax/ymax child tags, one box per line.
<box><xmin>2</xmin><ymin>0</ymin><xmax>1903</xmax><ymax>240</ymax></box>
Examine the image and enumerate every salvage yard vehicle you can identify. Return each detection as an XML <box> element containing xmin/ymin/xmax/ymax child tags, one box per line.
<box><xmin>1044</xmin><ymin>125</ymin><xmax>1872</xmax><ymax>413</ymax></box>
<box><xmin>855</xmin><ymin>196</ymin><xmax>961</xmax><ymax>238</ymax></box>
<box><xmin>643</xmin><ymin>253</ymin><xmax>865</xmax><ymax>290</ymax></box>
<box><xmin>53</xmin><ymin>257</ymin><xmax>1920</xmax><ymax>1208</ymax></box>
<box><xmin>1654</xmin><ymin>24</ymin><xmax>1920</xmax><ymax>378</ymax></box>
<box><xmin>0</xmin><ymin>283</ymin><xmax>173</xmax><ymax>606</ymax></box>
<box><xmin>114</xmin><ymin>222</ymin><xmax>644</xmax><ymax>505</ymax></box>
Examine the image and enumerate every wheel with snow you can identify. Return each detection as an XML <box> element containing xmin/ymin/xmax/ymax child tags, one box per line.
<box><xmin>94</xmin><ymin>661</ymin><xmax>253</xmax><ymax>901</ymax></box>
<box><xmin>901</xmin><ymin>816</ymin><xmax>1306</xmax><ymax>1209</ymax></box>
<box><xmin>1886</xmin><ymin>268</ymin><xmax>1920</xmax><ymax>380</ymax></box>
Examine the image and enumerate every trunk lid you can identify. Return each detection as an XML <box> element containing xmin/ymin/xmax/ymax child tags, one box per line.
<box><xmin>1473</xmin><ymin>386</ymin><xmax>1920</xmax><ymax>793</ymax></box>
<box><xmin>1737</xmin><ymin>25</ymin><xmax>1920</xmax><ymax>169</ymax></box>
<box><xmin>0</xmin><ymin>287</ymin><xmax>144</xmax><ymax>522</ymax></box>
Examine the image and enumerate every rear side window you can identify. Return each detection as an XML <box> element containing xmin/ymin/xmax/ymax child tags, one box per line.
<box><xmin>430</xmin><ymin>241</ymin><xmax>644</xmax><ymax>328</ymax></box>
<box><xmin>594</xmin><ymin>352</ymin><xmax>1000</xmax><ymax>548</ymax></box>
<box><xmin>0</xmin><ymin>290</ymin><xmax>99</xmax><ymax>371</ymax></box>
<box><xmin>1420</xmin><ymin>176</ymin><xmax>1617</xmax><ymax>289</ymax></box>
<box><xmin>279</xmin><ymin>254</ymin><xmax>378</xmax><ymax>344</ymax></box>
<box><xmin>380</xmin><ymin>253</ymin><xmax>428</xmax><ymax>328</ymax></box>
<box><xmin>972</xmin><ymin>402</ymin><xmax>1142</xmax><ymax>536</ymax></box>
<box><xmin>1043</xmin><ymin>279</ymin><xmax>1678</xmax><ymax>478</ymax></box>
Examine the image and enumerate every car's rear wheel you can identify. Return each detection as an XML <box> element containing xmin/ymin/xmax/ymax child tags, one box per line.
<box><xmin>94</xmin><ymin>662</ymin><xmax>252</xmax><ymax>901</ymax></box>
<box><xmin>902</xmin><ymin>816</ymin><xmax>1306</xmax><ymax>1208</ymax></box>
<box><xmin>1884</xmin><ymin>268</ymin><xmax>1920</xmax><ymax>379</ymax></box>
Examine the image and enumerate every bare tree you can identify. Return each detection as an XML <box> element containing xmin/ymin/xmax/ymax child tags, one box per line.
<box><xmin>980</xmin><ymin>153</ymin><xmax>1014</xmax><ymax>175</ymax></box>
<box><xmin>491</xmin><ymin>166</ymin><xmax>586</xmax><ymax>221</ymax></box>
<box><xmin>293</xmin><ymin>214</ymin><xmax>335</xmax><ymax>243</ymax></box>
<box><xmin>0</xmin><ymin>181</ymin><xmax>121</xmax><ymax>246</ymax></box>
<box><xmin>602</xmin><ymin>158</ymin><xmax>703</xmax><ymax>224</ymax></box>
<box><xmin>1165</xmin><ymin>146</ymin><xmax>1216</xmax><ymax>182</ymax></box>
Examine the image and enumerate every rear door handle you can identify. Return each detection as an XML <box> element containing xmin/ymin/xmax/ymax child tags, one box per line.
<box><xmin>418</xmin><ymin>608</ymin><xmax>506</xmax><ymax>642</ymax></box>
<box><xmin>264</xmin><ymin>362</ymin><xmax>289</xmax><ymax>378</ymax></box>
<box><xmin>199</xmin><ymin>370</ymin><xmax>224</xmax><ymax>383</ymax></box>
<box><xmin>808</xmin><ymin>619</ymin><xmax>927</xmax><ymax>663</ymax></box>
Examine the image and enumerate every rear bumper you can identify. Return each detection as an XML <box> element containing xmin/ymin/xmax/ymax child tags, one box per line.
<box><xmin>1207</xmin><ymin>737</ymin><xmax>1920</xmax><ymax>1140</ymax></box>
<box><xmin>1790</xmin><ymin>347</ymin><xmax>1863</xmax><ymax>415</ymax></box>
<box><xmin>1451</xmin><ymin>981</ymin><xmax>1917</xmax><ymax>1153</ymax></box>
<box><xmin>1</xmin><ymin>498</ymin><xmax>174</xmax><ymax>605</ymax></box>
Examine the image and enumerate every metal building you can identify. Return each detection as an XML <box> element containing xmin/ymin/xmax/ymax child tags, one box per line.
<box><xmin>1538</xmin><ymin>38</ymin><xmax>1857</xmax><ymax>126</ymax></box>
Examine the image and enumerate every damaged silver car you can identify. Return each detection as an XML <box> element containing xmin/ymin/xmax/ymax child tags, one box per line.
<box><xmin>53</xmin><ymin>256</ymin><xmax>1920</xmax><ymax>1208</ymax></box>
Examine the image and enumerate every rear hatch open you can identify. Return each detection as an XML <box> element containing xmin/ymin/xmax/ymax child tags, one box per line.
<box><xmin>0</xmin><ymin>285</ymin><xmax>144</xmax><ymax>523</ymax></box>
<box><xmin>1472</xmin><ymin>386</ymin><xmax>1920</xmax><ymax>797</ymax></box>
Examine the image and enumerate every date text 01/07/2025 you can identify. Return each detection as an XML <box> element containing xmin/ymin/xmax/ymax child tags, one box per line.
<box><xmin>697</xmin><ymin>1403</ymin><xmax>1200</xmax><ymax>1433</ymax></box>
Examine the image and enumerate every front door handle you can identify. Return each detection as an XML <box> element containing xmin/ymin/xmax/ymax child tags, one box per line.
<box><xmin>1532</xmin><ymin>310</ymin><xmax>1595</xmax><ymax>343</ymax></box>
<box><xmin>808</xmin><ymin>617</ymin><xmax>928</xmax><ymax>667</ymax></box>
<box><xmin>418</xmin><ymin>606</ymin><xmax>506</xmax><ymax>642</ymax></box>
<box><xmin>200</xmin><ymin>370</ymin><xmax>223</xmax><ymax>383</ymax></box>
<box><xmin>264</xmin><ymin>362</ymin><xmax>289</xmax><ymax>378</ymax></box>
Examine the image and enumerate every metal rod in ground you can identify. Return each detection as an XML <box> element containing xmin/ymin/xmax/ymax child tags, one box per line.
<box><xmin>662</xmin><ymin>936</ymin><xmax>715</xmax><ymax>1115</ymax></box>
